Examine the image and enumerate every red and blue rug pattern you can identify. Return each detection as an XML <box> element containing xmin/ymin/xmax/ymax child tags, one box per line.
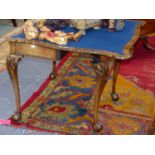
<box><xmin>10</xmin><ymin>46</ymin><xmax>155</xmax><ymax>134</ymax></box>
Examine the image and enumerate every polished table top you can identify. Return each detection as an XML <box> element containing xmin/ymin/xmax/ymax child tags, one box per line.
<box><xmin>12</xmin><ymin>20</ymin><xmax>142</xmax><ymax>59</ymax></box>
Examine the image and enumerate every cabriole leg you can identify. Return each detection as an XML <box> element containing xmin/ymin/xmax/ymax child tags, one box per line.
<box><xmin>50</xmin><ymin>61</ymin><xmax>57</xmax><ymax>79</ymax></box>
<box><xmin>6</xmin><ymin>54</ymin><xmax>22</xmax><ymax>121</ymax></box>
<box><xmin>111</xmin><ymin>59</ymin><xmax>121</xmax><ymax>101</ymax></box>
<box><xmin>92</xmin><ymin>56</ymin><xmax>110</xmax><ymax>132</ymax></box>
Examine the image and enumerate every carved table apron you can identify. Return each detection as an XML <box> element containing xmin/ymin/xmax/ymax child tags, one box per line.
<box><xmin>6</xmin><ymin>20</ymin><xmax>147</xmax><ymax>133</ymax></box>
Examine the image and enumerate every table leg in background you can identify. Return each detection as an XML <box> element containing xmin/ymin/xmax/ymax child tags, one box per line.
<box><xmin>50</xmin><ymin>60</ymin><xmax>57</xmax><ymax>79</ymax></box>
<box><xmin>111</xmin><ymin>59</ymin><xmax>121</xmax><ymax>101</ymax></box>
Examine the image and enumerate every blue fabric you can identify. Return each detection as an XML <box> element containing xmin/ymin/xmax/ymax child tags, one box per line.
<box><xmin>12</xmin><ymin>20</ymin><xmax>140</xmax><ymax>55</ymax></box>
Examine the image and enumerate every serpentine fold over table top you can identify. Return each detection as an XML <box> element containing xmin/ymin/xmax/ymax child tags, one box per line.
<box><xmin>12</xmin><ymin>20</ymin><xmax>143</xmax><ymax>59</ymax></box>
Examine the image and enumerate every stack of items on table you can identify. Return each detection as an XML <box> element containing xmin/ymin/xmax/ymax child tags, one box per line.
<box><xmin>23</xmin><ymin>19</ymin><xmax>125</xmax><ymax>45</ymax></box>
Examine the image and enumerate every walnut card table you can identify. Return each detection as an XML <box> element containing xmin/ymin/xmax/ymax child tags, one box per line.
<box><xmin>6</xmin><ymin>20</ymin><xmax>144</xmax><ymax>132</ymax></box>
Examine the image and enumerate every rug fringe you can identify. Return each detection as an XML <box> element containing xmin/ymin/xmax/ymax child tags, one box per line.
<box><xmin>0</xmin><ymin>119</ymin><xmax>11</xmax><ymax>125</ymax></box>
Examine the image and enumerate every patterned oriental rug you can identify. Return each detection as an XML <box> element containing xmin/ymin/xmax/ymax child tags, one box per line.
<box><xmin>119</xmin><ymin>40</ymin><xmax>155</xmax><ymax>93</ymax></box>
<box><xmin>10</xmin><ymin>51</ymin><xmax>155</xmax><ymax>135</ymax></box>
